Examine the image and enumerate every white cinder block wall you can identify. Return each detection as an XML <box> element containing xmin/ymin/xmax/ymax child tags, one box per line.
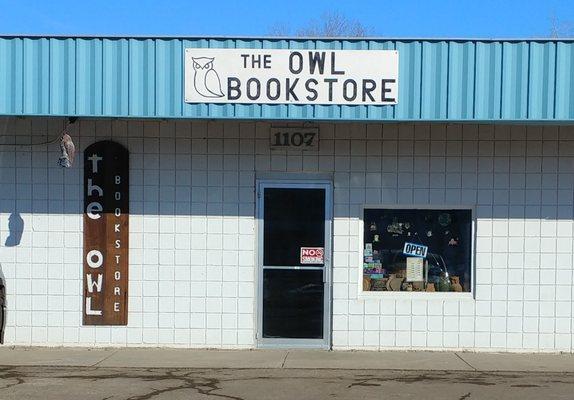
<box><xmin>0</xmin><ymin>117</ymin><xmax>573</xmax><ymax>352</ymax></box>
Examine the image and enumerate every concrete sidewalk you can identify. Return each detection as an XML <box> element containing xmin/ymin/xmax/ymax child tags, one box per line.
<box><xmin>0</xmin><ymin>347</ymin><xmax>573</xmax><ymax>372</ymax></box>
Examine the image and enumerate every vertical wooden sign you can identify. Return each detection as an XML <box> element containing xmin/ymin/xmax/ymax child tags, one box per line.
<box><xmin>83</xmin><ymin>140</ymin><xmax>129</xmax><ymax>325</ymax></box>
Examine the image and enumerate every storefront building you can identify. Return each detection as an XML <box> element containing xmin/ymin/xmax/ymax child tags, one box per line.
<box><xmin>0</xmin><ymin>35</ymin><xmax>573</xmax><ymax>351</ymax></box>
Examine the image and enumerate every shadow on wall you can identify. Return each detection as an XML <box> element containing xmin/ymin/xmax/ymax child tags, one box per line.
<box><xmin>1</xmin><ymin>213</ymin><xmax>19</xmax><ymax>343</ymax></box>
<box><xmin>5</xmin><ymin>213</ymin><xmax>23</xmax><ymax>247</ymax></box>
<box><xmin>0</xmin><ymin>117</ymin><xmax>572</xmax><ymax>220</ymax></box>
<box><xmin>0</xmin><ymin>263</ymin><xmax>5</xmax><ymax>344</ymax></box>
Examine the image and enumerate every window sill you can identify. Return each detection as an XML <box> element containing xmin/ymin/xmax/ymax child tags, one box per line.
<box><xmin>357</xmin><ymin>291</ymin><xmax>475</xmax><ymax>300</ymax></box>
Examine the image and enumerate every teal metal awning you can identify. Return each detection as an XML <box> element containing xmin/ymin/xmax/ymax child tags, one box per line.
<box><xmin>0</xmin><ymin>36</ymin><xmax>573</xmax><ymax>122</ymax></box>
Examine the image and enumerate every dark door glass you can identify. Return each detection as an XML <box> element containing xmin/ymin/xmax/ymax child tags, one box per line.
<box><xmin>262</xmin><ymin>269</ymin><xmax>324</xmax><ymax>339</ymax></box>
<box><xmin>263</xmin><ymin>188</ymin><xmax>325</xmax><ymax>267</ymax></box>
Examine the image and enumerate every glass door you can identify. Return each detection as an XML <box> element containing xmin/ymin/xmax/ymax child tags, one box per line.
<box><xmin>257</xmin><ymin>181</ymin><xmax>332</xmax><ymax>348</ymax></box>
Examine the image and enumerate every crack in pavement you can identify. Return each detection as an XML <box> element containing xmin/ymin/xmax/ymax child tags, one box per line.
<box><xmin>455</xmin><ymin>353</ymin><xmax>477</xmax><ymax>371</ymax></box>
<box><xmin>0</xmin><ymin>366</ymin><xmax>572</xmax><ymax>400</ymax></box>
<box><xmin>0</xmin><ymin>366</ymin><xmax>25</xmax><ymax>391</ymax></box>
<box><xmin>91</xmin><ymin>350</ymin><xmax>120</xmax><ymax>368</ymax></box>
<box><xmin>124</xmin><ymin>370</ymin><xmax>245</xmax><ymax>400</ymax></box>
<box><xmin>345</xmin><ymin>371</ymin><xmax>498</xmax><ymax>388</ymax></box>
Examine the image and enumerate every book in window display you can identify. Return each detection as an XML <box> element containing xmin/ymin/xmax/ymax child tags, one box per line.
<box><xmin>362</xmin><ymin>208</ymin><xmax>472</xmax><ymax>293</ymax></box>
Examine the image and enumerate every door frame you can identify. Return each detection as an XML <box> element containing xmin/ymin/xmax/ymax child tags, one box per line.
<box><xmin>255</xmin><ymin>179</ymin><xmax>333</xmax><ymax>349</ymax></box>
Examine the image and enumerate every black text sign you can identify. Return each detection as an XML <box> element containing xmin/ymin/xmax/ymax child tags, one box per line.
<box><xmin>270</xmin><ymin>127</ymin><xmax>319</xmax><ymax>151</ymax></box>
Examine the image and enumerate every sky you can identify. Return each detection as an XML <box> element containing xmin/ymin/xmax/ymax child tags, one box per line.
<box><xmin>0</xmin><ymin>0</ymin><xmax>573</xmax><ymax>38</ymax></box>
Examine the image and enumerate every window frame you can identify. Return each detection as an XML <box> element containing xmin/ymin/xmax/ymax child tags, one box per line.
<box><xmin>358</xmin><ymin>204</ymin><xmax>476</xmax><ymax>299</ymax></box>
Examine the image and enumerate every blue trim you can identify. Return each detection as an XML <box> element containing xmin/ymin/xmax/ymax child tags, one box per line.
<box><xmin>0</xmin><ymin>37</ymin><xmax>573</xmax><ymax>122</ymax></box>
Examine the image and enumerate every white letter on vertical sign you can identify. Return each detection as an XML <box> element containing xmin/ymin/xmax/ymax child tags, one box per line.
<box><xmin>86</xmin><ymin>274</ymin><xmax>103</xmax><ymax>293</ymax></box>
<box><xmin>115</xmin><ymin>175</ymin><xmax>121</xmax><ymax>184</ymax></box>
<box><xmin>87</xmin><ymin>250</ymin><xmax>104</xmax><ymax>269</ymax></box>
<box><xmin>88</xmin><ymin>154</ymin><xmax>103</xmax><ymax>173</ymax></box>
<box><xmin>87</xmin><ymin>202</ymin><xmax>103</xmax><ymax>220</ymax></box>
<box><xmin>85</xmin><ymin>297</ymin><xmax>102</xmax><ymax>316</ymax></box>
<box><xmin>87</xmin><ymin>179</ymin><xmax>103</xmax><ymax>197</ymax></box>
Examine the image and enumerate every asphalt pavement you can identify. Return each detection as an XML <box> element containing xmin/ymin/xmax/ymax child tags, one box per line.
<box><xmin>1</xmin><ymin>348</ymin><xmax>574</xmax><ymax>399</ymax></box>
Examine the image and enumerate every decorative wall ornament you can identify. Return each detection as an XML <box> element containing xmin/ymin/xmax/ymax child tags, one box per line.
<box><xmin>58</xmin><ymin>133</ymin><xmax>76</xmax><ymax>168</ymax></box>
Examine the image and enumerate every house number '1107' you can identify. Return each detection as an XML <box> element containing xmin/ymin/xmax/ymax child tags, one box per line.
<box><xmin>270</xmin><ymin>127</ymin><xmax>319</xmax><ymax>151</ymax></box>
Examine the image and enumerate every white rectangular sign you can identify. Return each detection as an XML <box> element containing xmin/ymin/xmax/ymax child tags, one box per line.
<box><xmin>185</xmin><ymin>49</ymin><xmax>398</xmax><ymax>105</ymax></box>
<box><xmin>406</xmin><ymin>257</ymin><xmax>424</xmax><ymax>282</ymax></box>
<box><xmin>270</xmin><ymin>127</ymin><xmax>319</xmax><ymax>151</ymax></box>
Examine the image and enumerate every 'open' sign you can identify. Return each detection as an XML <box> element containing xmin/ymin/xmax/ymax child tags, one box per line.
<box><xmin>403</xmin><ymin>242</ymin><xmax>428</xmax><ymax>258</ymax></box>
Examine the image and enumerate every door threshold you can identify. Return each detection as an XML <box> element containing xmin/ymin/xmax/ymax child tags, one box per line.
<box><xmin>257</xmin><ymin>340</ymin><xmax>330</xmax><ymax>350</ymax></box>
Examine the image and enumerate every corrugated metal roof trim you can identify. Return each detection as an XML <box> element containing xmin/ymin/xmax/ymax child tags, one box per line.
<box><xmin>0</xmin><ymin>38</ymin><xmax>573</xmax><ymax>121</ymax></box>
<box><xmin>2</xmin><ymin>34</ymin><xmax>574</xmax><ymax>42</ymax></box>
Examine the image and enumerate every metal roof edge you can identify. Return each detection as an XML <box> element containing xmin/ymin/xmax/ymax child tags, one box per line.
<box><xmin>0</xmin><ymin>33</ymin><xmax>573</xmax><ymax>42</ymax></box>
<box><xmin>3</xmin><ymin>113</ymin><xmax>573</xmax><ymax>125</ymax></box>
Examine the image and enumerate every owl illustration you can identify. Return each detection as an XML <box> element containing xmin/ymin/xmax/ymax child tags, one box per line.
<box><xmin>192</xmin><ymin>57</ymin><xmax>224</xmax><ymax>98</ymax></box>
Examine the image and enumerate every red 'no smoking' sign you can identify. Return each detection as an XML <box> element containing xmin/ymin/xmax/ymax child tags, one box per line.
<box><xmin>300</xmin><ymin>247</ymin><xmax>325</xmax><ymax>264</ymax></box>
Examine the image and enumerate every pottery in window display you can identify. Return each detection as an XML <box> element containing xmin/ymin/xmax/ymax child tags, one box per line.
<box><xmin>386</xmin><ymin>274</ymin><xmax>404</xmax><ymax>291</ymax></box>
<box><xmin>363</xmin><ymin>276</ymin><xmax>372</xmax><ymax>291</ymax></box>
<box><xmin>450</xmin><ymin>276</ymin><xmax>463</xmax><ymax>292</ymax></box>
<box><xmin>371</xmin><ymin>278</ymin><xmax>387</xmax><ymax>291</ymax></box>
<box><xmin>426</xmin><ymin>282</ymin><xmax>436</xmax><ymax>292</ymax></box>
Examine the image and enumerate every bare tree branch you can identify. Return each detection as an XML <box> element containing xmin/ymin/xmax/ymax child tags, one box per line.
<box><xmin>268</xmin><ymin>11</ymin><xmax>373</xmax><ymax>38</ymax></box>
<box><xmin>549</xmin><ymin>13</ymin><xmax>574</xmax><ymax>38</ymax></box>
<box><xmin>267</xmin><ymin>22</ymin><xmax>290</xmax><ymax>37</ymax></box>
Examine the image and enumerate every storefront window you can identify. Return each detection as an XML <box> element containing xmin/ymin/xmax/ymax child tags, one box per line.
<box><xmin>362</xmin><ymin>208</ymin><xmax>472</xmax><ymax>293</ymax></box>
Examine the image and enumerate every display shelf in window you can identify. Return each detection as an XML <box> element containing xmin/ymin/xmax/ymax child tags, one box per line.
<box><xmin>361</xmin><ymin>207</ymin><xmax>473</xmax><ymax>294</ymax></box>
